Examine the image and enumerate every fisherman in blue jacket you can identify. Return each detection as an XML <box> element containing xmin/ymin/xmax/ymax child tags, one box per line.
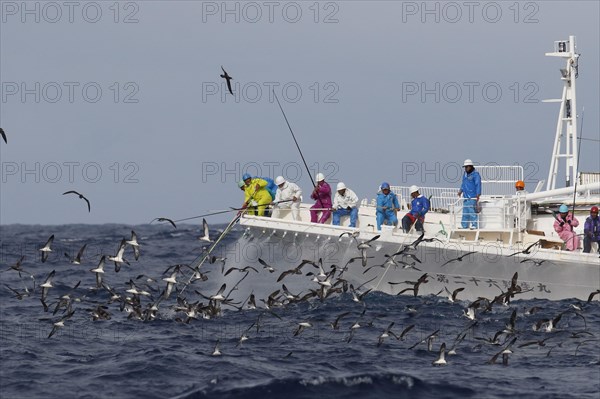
<box><xmin>376</xmin><ymin>182</ymin><xmax>400</xmax><ymax>230</ymax></box>
<box><xmin>402</xmin><ymin>185</ymin><xmax>430</xmax><ymax>233</ymax></box>
<box><xmin>458</xmin><ymin>159</ymin><xmax>482</xmax><ymax>229</ymax></box>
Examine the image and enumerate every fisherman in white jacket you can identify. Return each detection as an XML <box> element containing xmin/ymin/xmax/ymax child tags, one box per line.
<box><xmin>272</xmin><ymin>176</ymin><xmax>303</xmax><ymax>220</ymax></box>
<box><xmin>332</xmin><ymin>182</ymin><xmax>359</xmax><ymax>228</ymax></box>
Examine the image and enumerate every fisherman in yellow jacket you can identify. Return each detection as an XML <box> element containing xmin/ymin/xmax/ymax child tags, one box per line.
<box><xmin>240</xmin><ymin>173</ymin><xmax>272</xmax><ymax>216</ymax></box>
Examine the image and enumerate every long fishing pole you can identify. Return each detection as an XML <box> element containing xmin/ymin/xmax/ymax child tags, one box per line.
<box><xmin>173</xmin><ymin>199</ymin><xmax>295</xmax><ymax>223</ymax></box>
<box><xmin>273</xmin><ymin>90</ymin><xmax>325</xmax><ymax>211</ymax></box>
<box><xmin>178</xmin><ymin>211</ymin><xmax>244</xmax><ymax>296</ymax></box>
<box><xmin>570</xmin><ymin>106</ymin><xmax>584</xmax><ymax>228</ymax></box>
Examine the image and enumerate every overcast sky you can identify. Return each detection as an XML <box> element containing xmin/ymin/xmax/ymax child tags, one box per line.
<box><xmin>1</xmin><ymin>1</ymin><xmax>598</xmax><ymax>225</ymax></box>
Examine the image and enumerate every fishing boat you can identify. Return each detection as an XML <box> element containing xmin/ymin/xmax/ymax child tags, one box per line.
<box><xmin>236</xmin><ymin>36</ymin><xmax>600</xmax><ymax>302</ymax></box>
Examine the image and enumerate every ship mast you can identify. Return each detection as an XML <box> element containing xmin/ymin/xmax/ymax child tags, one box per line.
<box><xmin>545</xmin><ymin>35</ymin><xmax>580</xmax><ymax>191</ymax></box>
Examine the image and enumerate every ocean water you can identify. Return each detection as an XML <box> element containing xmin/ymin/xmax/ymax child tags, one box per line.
<box><xmin>0</xmin><ymin>223</ymin><xmax>598</xmax><ymax>399</ymax></box>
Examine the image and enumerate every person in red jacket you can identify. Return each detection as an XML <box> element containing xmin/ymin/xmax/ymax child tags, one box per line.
<box><xmin>310</xmin><ymin>173</ymin><xmax>332</xmax><ymax>224</ymax></box>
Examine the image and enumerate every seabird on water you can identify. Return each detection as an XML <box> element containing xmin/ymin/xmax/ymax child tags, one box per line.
<box><xmin>432</xmin><ymin>343</ymin><xmax>447</xmax><ymax>366</ymax></box>
<box><xmin>211</xmin><ymin>340</ymin><xmax>222</xmax><ymax>356</ymax></box>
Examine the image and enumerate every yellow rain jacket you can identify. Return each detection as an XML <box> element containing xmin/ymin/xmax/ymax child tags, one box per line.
<box><xmin>244</xmin><ymin>178</ymin><xmax>272</xmax><ymax>216</ymax></box>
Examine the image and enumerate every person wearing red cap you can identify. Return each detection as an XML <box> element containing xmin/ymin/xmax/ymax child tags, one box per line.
<box><xmin>553</xmin><ymin>204</ymin><xmax>580</xmax><ymax>251</ymax></box>
<box><xmin>583</xmin><ymin>206</ymin><xmax>600</xmax><ymax>253</ymax></box>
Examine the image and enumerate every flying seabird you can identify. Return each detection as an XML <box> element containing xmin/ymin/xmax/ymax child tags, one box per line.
<box><xmin>151</xmin><ymin>217</ymin><xmax>177</xmax><ymax>228</ymax></box>
<box><xmin>62</xmin><ymin>190</ymin><xmax>91</xmax><ymax>212</ymax></box>
<box><xmin>220</xmin><ymin>66</ymin><xmax>234</xmax><ymax>95</ymax></box>
<box><xmin>398</xmin><ymin>324</ymin><xmax>415</xmax><ymax>341</ymax></box>
<box><xmin>507</xmin><ymin>239</ymin><xmax>541</xmax><ymax>257</ymax></box>
<box><xmin>126</xmin><ymin>230</ymin><xmax>140</xmax><ymax>260</ymax></box>
<box><xmin>4</xmin><ymin>284</ymin><xmax>32</xmax><ymax>300</ymax></box>
<box><xmin>64</xmin><ymin>243</ymin><xmax>87</xmax><ymax>265</ymax></box>
<box><xmin>39</xmin><ymin>234</ymin><xmax>55</xmax><ymax>263</ymax></box>
<box><xmin>47</xmin><ymin>310</ymin><xmax>75</xmax><ymax>338</ymax></box>
<box><xmin>108</xmin><ymin>239</ymin><xmax>130</xmax><ymax>272</ymax></box>
<box><xmin>199</xmin><ymin>218</ymin><xmax>213</xmax><ymax>242</ymax></box>
<box><xmin>330</xmin><ymin>311</ymin><xmax>351</xmax><ymax>330</ymax></box>
<box><xmin>377</xmin><ymin>322</ymin><xmax>398</xmax><ymax>347</ymax></box>
<box><xmin>587</xmin><ymin>289</ymin><xmax>600</xmax><ymax>303</ymax></box>
<box><xmin>520</xmin><ymin>258</ymin><xmax>551</xmax><ymax>266</ymax></box>
<box><xmin>258</xmin><ymin>258</ymin><xmax>276</xmax><ymax>273</ymax></box>
<box><xmin>409</xmin><ymin>328</ymin><xmax>439</xmax><ymax>350</ymax></box>
<box><xmin>356</xmin><ymin>235</ymin><xmax>380</xmax><ymax>266</ymax></box>
<box><xmin>444</xmin><ymin>287</ymin><xmax>465</xmax><ymax>303</ymax></box>
<box><xmin>90</xmin><ymin>256</ymin><xmax>106</xmax><ymax>288</ymax></box>
<box><xmin>4</xmin><ymin>256</ymin><xmax>32</xmax><ymax>278</ymax></box>
<box><xmin>40</xmin><ymin>269</ymin><xmax>56</xmax><ymax>305</ymax></box>
<box><xmin>277</xmin><ymin>259</ymin><xmax>318</xmax><ymax>282</ymax></box>
<box><xmin>293</xmin><ymin>321</ymin><xmax>313</xmax><ymax>336</ymax></box>
<box><xmin>224</xmin><ymin>265</ymin><xmax>259</xmax><ymax>276</ymax></box>
<box><xmin>440</xmin><ymin>251</ymin><xmax>477</xmax><ymax>267</ymax></box>
<box><xmin>349</xmin><ymin>285</ymin><xmax>372</xmax><ymax>303</ymax></box>
<box><xmin>487</xmin><ymin>337</ymin><xmax>517</xmax><ymax>365</ymax></box>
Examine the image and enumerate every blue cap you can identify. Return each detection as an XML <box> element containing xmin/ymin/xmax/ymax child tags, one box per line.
<box><xmin>381</xmin><ymin>182</ymin><xmax>390</xmax><ymax>189</ymax></box>
<box><xmin>559</xmin><ymin>204</ymin><xmax>569</xmax><ymax>213</ymax></box>
<box><xmin>242</xmin><ymin>173</ymin><xmax>252</xmax><ymax>181</ymax></box>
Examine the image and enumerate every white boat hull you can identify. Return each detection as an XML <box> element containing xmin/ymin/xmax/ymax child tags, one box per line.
<box><xmin>238</xmin><ymin>215</ymin><xmax>600</xmax><ymax>302</ymax></box>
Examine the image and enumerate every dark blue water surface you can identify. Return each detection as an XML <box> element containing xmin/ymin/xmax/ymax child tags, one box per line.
<box><xmin>0</xmin><ymin>224</ymin><xmax>598</xmax><ymax>399</ymax></box>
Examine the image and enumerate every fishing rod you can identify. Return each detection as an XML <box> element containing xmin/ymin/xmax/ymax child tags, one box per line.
<box><xmin>570</xmin><ymin>106</ymin><xmax>584</xmax><ymax>229</ymax></box>
<box><xmin>273</xmin><ymin>90</ymin><xmax>325</xmax><ymax>211</ymax></box>
<box><xmin>178</xmin><ymin>211</ymin><xmax>244</xmax><ymax>296</ymax></box>
<box><xmin>172</xmin><ymin>199</ymin><xmax>295</xmax><ymax>223</ymax></box>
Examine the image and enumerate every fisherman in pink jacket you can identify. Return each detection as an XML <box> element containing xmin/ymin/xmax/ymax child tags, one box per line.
<box><xmin>310</xmin><ymin>173</ymin><xmax>332</xmax><ymax>224</ymax></box>
<box><xmin>553</xmin><ymin>204</ymin><xmax>580</xmax><ymax>251</ymax></box>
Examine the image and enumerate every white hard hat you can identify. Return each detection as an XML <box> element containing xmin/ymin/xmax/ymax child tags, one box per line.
<box><xmin>315</xmin><ymin>173</ymin><xmax>325</xmax><ymax>182</ymax></box>
<box><xmin>409</xmin><ymin>185</ymin><xmax>420</xmax><ymax>194</ymax></box>
<box><xmin>337</xmin><ymin>182</ymin><xmax>346</xmax><ymax>191</ymax></box>
<box><xmin>275</xmin><ymin>176</ymin><xmax>286</xmax><ymax>185</ymax></box>
<box><xmin>463</xmin><ymin>159</ymin><xmax>474</xmax><ymax>167</ymax></box>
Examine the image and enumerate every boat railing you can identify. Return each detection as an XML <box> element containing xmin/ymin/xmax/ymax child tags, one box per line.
<box><xmin>448</xmin><ymin>195</ymin><xmax>525</xmax><ymax>232</ymax></box>
<box><xmin>391</xmin><ymin>165</ymin><xmax>525</xmax><ymax>212</ymax></box>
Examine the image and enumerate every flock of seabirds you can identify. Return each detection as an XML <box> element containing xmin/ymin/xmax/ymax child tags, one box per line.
<box><xmin>3</xmin><ymin>217</ymin><xmax>600</xmax><ymax>367</ymax></box>
<box><xmin>1</xmin><ymin>80</ymin><xmax>599</xmax><ymax>368</ymax></box>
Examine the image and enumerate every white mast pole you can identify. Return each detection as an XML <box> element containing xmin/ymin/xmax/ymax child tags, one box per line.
<box><xmin>545</xmin><ymin>36</ymin><xmax>579</xmax><ymax>190</ymax></box>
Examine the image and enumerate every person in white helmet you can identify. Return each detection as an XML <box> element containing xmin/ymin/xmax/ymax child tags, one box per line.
<box><xmin>458</xmin><ymin>159</ymin><xmax>481</xmax><ymax>229</ymax></box>
<box><xmin>271</xmin><ymin>176</ymin><xmax>303</xmax><ymax>220</ymax></box>
<box><xmin>401</xmin><ymin>185</ymin><xmax>430</xmax><ymax>233</ymax></box>
<box><xmin>331</xmin><ymin>182</ymin><xmax>359</xmax><ymax>228</ymax></box>
<box><xmin>310</xmin><ymin>173</ymin><xmax>332</xmax><ymax>224</ymax></box>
